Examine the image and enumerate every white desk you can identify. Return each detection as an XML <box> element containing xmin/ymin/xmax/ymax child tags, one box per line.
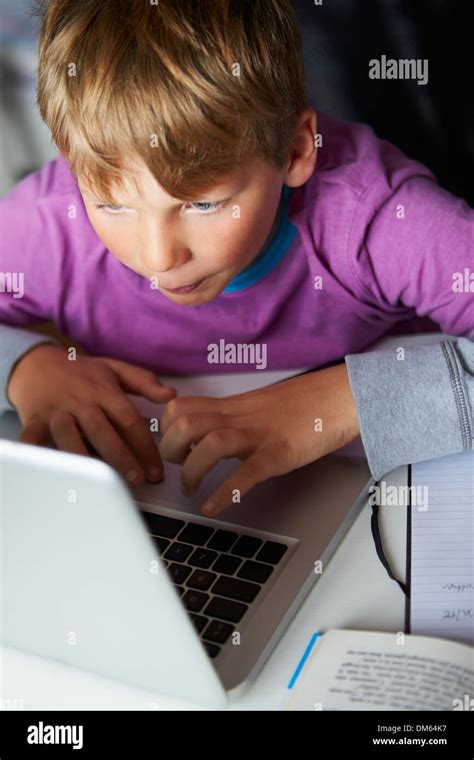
<box><xmin>0</xmin><ymin>363</ymin><xmax>411</xmax><ymax>711</ymax></box>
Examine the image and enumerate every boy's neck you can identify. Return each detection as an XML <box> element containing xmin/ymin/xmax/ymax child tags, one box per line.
<box><xmin>250</xmin><ymin>184</ymin><xmax>286</xmax><ymax>266</ymax></box>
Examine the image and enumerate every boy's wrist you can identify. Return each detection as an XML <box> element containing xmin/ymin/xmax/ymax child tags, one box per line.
<box><xmin>7</xmin><ymin>343</ymin><xmax>61</xmax><ymax>408</ymax></box>
<box><xmin>340</xmin><ymin>362</ymin><xmax>360</xmax><ymax>446</ymax></box>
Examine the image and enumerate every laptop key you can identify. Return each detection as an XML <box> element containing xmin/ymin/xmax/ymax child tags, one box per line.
<box><xmin>203</xmin><ymin>641</ymin><xmax>220</xmax><ymax>659</ymax></box>
<box><xmin>203</xmin><ymin>619</ymin><xmax>234</xmax><ymax>644</ymax></box>
<box><xmin>211</xmin><ymin>576</ymin><xmax>260</xmax><ymax>604</ymax></box>
<box><xmin>174</xmin><ymin>585</ymin><xmax>185</xmax><ymax>597</ymax></box>
<box><xmin>189</xmin><ymin>614</ymin><xmax>208</xmax><ymax>634</ymax></box>
<box><xmin>207</xmin><ymin>529</ymin><xmax>238</xmax><ymax>552</ymax></box>
<box><xmin>187</xmin><ymin>569</ymin><xmax>217</xmax><ymax>591</ymax></box>
<box><xmin>237</xmin><ymin>560</ymin><xmax>273</xmax><ymax>584</ymax></box>
<box><xmin>212</xmin><ymin>554</ymin><xmax>242</xmax><ymax>575</ymax></box>
<box><xmin>152</xmin><ymin>536</ymin><xmax>170</xmax><ymax>554</ymax></box>
<box><xmin>256</xmin><ymin>541</ymin><xmax>288</xmax><ymax>565</ymax></box>
<box><xmin>178</xmin><ymin>523</ymin><xmax>215</xmax><ymax>546</ymax></box>
<box><xmin>204</xmin><ymin>596</ymin><xmax>247</xmax><ymax>623</ymax></box>
<box><xmin>164</xmin><ymin>542</ymin><xmax>193</xmax><ymax>562</ymax></box>
<box><xmin>141</xmin><ymin>512</ymin><xmax>184</xmax><ymax>538</ymax></box>
<box><xmin>230</xmin><ymin>535</ymin><xmax>263</xmax><ymax>558</ymax></box>
<box><xmin>188</xmin><ymin>548</ymin><xmax>218</xmax><ymax>568</ymax></box>
<box><xmin>168</xmin><ymin>563</ymin><xmax>192</xmax><ymax>584</ymax></box>
<box><xmin>183</xmin><ymin>590</ymin><xmax>209</xmax><ymax>612</ymax></box>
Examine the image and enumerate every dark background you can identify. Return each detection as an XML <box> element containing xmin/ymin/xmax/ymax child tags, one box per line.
<box><xmin>295</xmin><ymin>0</ymin><xmax>473</xmax><ymax>205</ymax></box>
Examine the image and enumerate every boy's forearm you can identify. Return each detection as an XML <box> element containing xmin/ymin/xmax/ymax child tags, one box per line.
<box><xmin>0</xmin><ymin>324</ymin><xmax>60</xmax><ymax>413</ymax></box>
<box><xmin>345</xmin><ymin>335</ymin><xmax>474</xmax><ymax>480</ymax></box>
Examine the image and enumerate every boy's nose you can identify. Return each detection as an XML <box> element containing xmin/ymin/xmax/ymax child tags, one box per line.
<box><xmin>138</xmin><ymin>224</ymin><xmax>191</xmax><ymax>274</ymax></box>
<box><xmin>139</xmin><ymin>245</ymin><xmax>190</xmax><ymax>275</ymax></box>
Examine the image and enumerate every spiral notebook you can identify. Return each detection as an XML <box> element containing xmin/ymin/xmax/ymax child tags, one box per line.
<box><xmin>407</xmin><ymin>448</ymin><xmax>474</xmax><ymax>645</ymax></box>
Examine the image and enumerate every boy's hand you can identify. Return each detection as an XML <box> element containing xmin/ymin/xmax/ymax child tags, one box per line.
<box><xmin>7</xmin><ymin>344</ymin><xmax>176</xmax><ymax>485</ymax></box>
<box><xmin>160</xmin><ymin>363</ymin><xmax>360</xmax><ymax>516</ymax></box>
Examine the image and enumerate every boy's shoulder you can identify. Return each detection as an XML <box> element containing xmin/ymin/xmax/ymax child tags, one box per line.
<box><xmin>1</xmin><ymin>155</ymin><xmax>99</xmax><ymax>280</ymax></box>
<box><xmin>288</xmin><ymin>112</ymin><xmax>441</xmax><ymax>300</ymax></box>
<box><xmin>290</xmin><ymin>111</ymin><xmax>437</xmax><ymax>265</ymax></box>
<box><xmin>311</xmin><ymin>111</ymin><xmax>434</xmax><ymax>203</ymax></box>
<box><xmin>3</xmin><ymin>154</ymin><xmax>79</xmax><ymax>206</ymax></box>
<box><xmin>1</xmin><ymin>155</ymin><xmax>96</xmax><ymax>256</ymax></box>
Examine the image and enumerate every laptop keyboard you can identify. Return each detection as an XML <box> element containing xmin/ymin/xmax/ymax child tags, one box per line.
<box><xmin>140</xmin><ymin>511</ymin><xmax>288</xmax><ymax>659</ymax></box>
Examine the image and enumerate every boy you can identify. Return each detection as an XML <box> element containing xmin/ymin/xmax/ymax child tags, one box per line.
<box><xmin>1</xmin><ymin>0</ymin><xmax>472</xmax><ymax>517</ymax></box>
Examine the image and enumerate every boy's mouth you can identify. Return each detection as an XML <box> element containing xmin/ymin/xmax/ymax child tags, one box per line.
<box><xmin>161</xmin><ymin>277</ymin><xmax>205</xmax><ymax>294</ymax></box>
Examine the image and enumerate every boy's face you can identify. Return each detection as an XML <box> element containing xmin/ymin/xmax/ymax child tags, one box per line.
<box><xmin>78</xmin><ymin>158</ymin><xmax>286</xmax><ymax>306</ymax></box>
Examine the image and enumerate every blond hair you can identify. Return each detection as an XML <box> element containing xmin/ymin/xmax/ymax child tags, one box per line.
<box><xmin>32</xmin><ymin>0</ymin><xmax>306</xmax><ymax>202</ymax></box>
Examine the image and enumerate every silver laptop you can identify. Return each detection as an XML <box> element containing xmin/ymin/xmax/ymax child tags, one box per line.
<box><xmin>0</xmin><ymin>369</ymin><xmax>370</xmax><ymax>708</ymax></box>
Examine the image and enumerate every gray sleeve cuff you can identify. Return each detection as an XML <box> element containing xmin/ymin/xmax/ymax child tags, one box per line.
<box><xmin>345</xmin><ymin>340</ymin><xmax>473</xmax><ymax>480</ymax></box>
<box><xmin>0</xmin><ymin>324</ymin><xmax>60</xmax><ymax>414</ymax></box>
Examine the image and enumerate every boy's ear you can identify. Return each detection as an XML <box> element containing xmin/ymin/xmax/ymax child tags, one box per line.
<box><xmin>284</xmin><ymin>107</ymin><xmax>318</xmax><ymax>188</ymax></box>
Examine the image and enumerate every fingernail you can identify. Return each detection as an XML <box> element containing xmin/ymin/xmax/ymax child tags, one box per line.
<box><xmin>148</xmin><ymin>466</ymin><xmax>163</xmax><ymax>482</ymax></box>
<box><xmin>202</xmin><ymin>501</ymin><xmax>217</xmax><ymax>516</ymax></box>
<box><xmin>126</xmin><ymin>469</ymin><xmax>140</xmax><ymax>483</ymax></box>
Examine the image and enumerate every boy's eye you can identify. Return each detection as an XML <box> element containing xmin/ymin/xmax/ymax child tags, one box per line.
<box><xmin>189</xmin><ymin>200</ymin><xmax>227</xmax><ymax>214</ymax></box>
<box><xmin>93</xmin><ymin>203</ymin><xmax>125</xmax><ymax>214</ymax></box>
<box><xmin>91</xmin><ymin>199</ymin><xmax>229</xmax><ymax>215</ymax></box>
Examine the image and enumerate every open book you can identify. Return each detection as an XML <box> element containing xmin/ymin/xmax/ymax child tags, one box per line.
<box><xmin>285</xmin><ymin>630</ymin><xmax>474</xmax><ymax>711</ymax></box>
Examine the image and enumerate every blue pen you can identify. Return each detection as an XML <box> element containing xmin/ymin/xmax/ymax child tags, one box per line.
<box><xmin>287</xmin><ymin>631</ymin><xmax>322</xmax><ymax>690</ymax></box>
